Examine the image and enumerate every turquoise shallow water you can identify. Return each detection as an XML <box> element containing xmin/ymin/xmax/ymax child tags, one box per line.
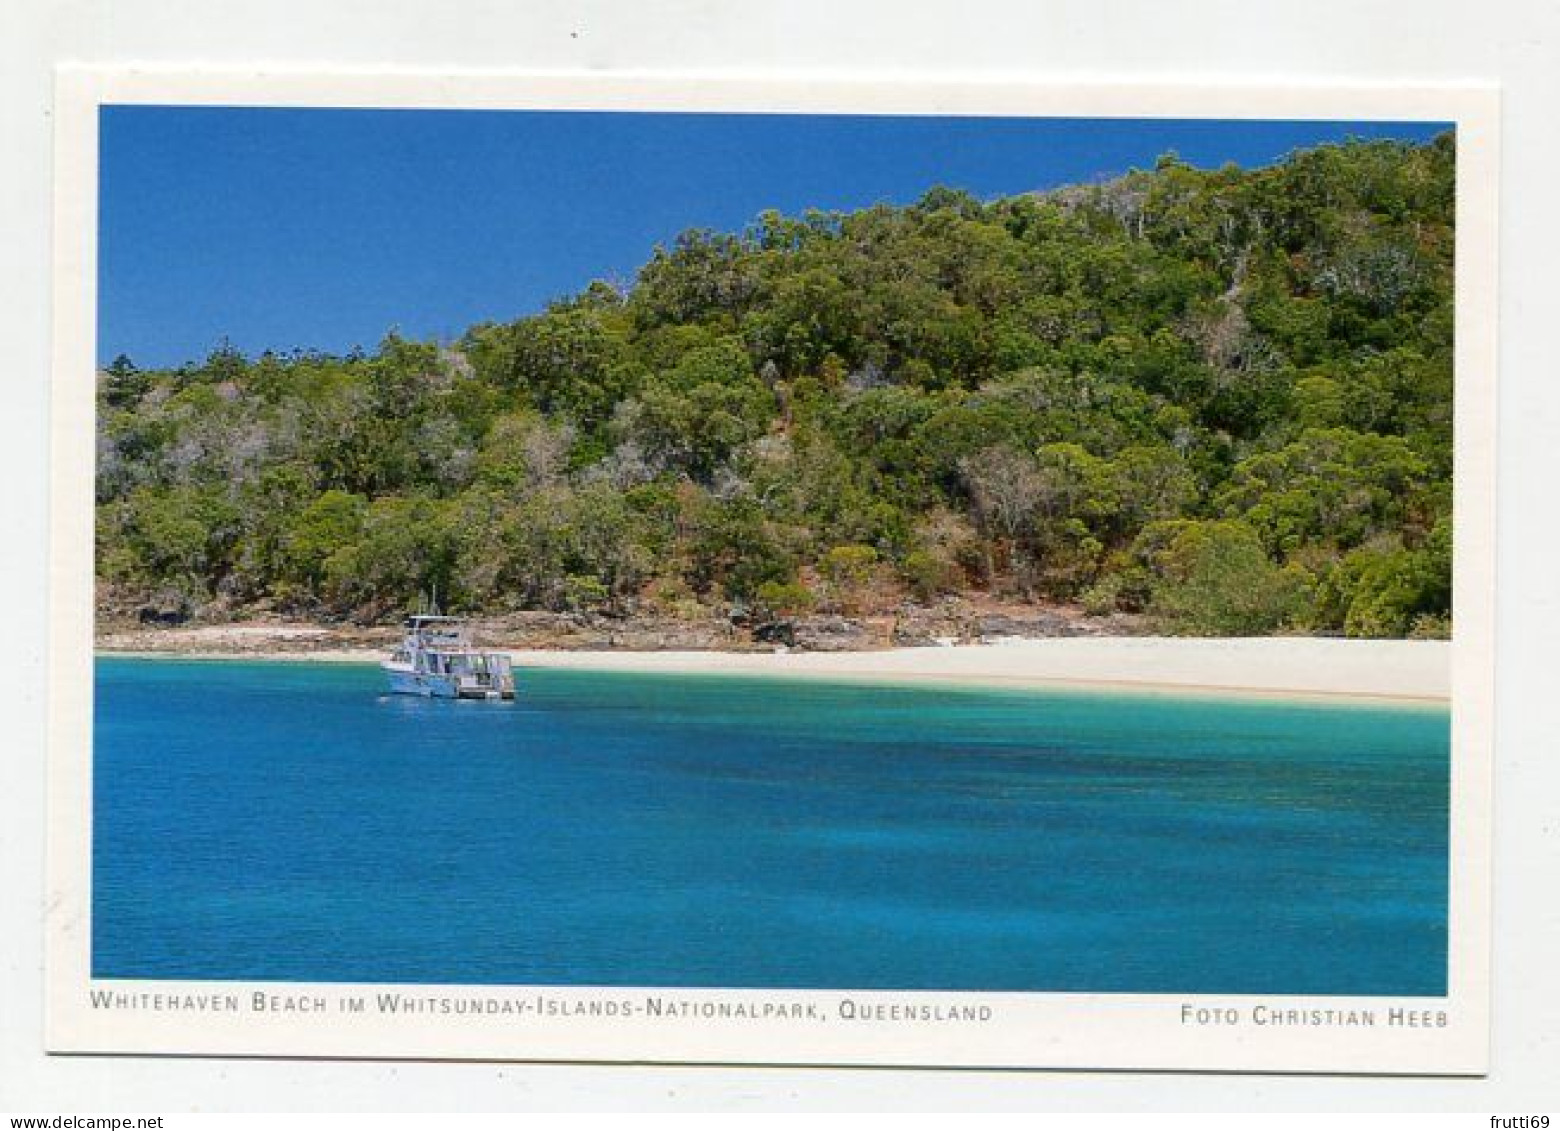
<box><xmin>93</xmin><ymin>657</ymin><xmax>1449</xmax><ymax>994</ymax></box>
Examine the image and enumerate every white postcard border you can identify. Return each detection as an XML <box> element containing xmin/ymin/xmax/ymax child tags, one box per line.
<box><xmin>46</xmin><ymin>67</ymin><xmax>1500</xmax><ymax>1073</ymax></box>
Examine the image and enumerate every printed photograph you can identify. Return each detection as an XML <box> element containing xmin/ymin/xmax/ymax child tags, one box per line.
<box><xmin>91</xmin><ymin>106</ymin><xmax>1456</xmax><ymax>999</ymax></box>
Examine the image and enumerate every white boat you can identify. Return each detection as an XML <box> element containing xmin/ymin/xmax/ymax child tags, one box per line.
<box><xmin>381</xmin><ymin>615</ymin><xmax>516</xmax><ymax>700</ymax></box>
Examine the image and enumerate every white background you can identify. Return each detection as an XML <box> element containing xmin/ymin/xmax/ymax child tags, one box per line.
<box><xmin>2</xmin><ymin>0</ymin><xmax>1556</xmax><ymax>1113</ymax></box>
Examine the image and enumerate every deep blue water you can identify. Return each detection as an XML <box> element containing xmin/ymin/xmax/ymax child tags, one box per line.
<box><xmin>92</xmin><ymin>657</ymin><xmax>1449</xmax><ymax>994</ymax></box>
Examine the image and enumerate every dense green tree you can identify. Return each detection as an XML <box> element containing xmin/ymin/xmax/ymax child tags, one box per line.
<box><xmin>1136</xmin><ymin>519</ymin><xmax>1308</xmax><ymax>636</ymax></box>
<box><xmin>280</xmin><ymin>489</ymin><xmax>367</xmax><ymax>594</ymax></box>
<box><xmin>95</xmin><ymin>135</ymin><xmax>1455</xmax><ymax>638</ymax></box>
<box><xmin>101</xmin><ymin>355</ymin><xmax>150</xmax><ymax>410</ymax></box>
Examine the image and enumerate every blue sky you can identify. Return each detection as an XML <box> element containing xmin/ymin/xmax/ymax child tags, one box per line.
<box><xmin>98</xmin><ymin>108</ymin><xmax>1449</xmax><ymax>368</ymax></box>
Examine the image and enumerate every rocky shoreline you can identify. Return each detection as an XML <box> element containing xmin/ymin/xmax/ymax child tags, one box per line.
<box><xmin>95</xmin><ymin>599</ymin><xmax>1148</xmax><ymax>656</ymax></box>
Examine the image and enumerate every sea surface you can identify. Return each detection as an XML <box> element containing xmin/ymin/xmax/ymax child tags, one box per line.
<box><xmin>93</xmin><ymin>657</ymin><xmax>1450</xmax><ymax>994</ymax></box>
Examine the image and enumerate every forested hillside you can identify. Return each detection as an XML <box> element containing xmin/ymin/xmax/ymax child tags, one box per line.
<box><xmin>95</xmin><ymin>135</ymin><xmax>1455</xmax><ymax>638</ymax></box>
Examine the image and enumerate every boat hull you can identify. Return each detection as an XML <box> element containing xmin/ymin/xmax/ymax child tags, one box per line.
<box><xmin>382</xmin><ymin>664</ymin><xmax>514</xmax><ymax>700</ymax></box>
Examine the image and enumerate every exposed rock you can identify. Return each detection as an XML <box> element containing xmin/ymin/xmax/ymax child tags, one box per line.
<box><xmin>791</xmin><ymin>615</ymin><xmax>870</xmax><ymax>652</ymax></box>
<box><xmin>96</xmin><ymin>599</ymin><xmax>1150</xmax><ymax>656</ymax></box>
<box><xmin>974</xmin><ymin>610</ymin><xmax>1088</xmax><ymax>639</ymax></box>
<box><xmin>136</xmin><ymin>588</ymin><xmax>191</xmax><ymax>626</ymax></box>
<box><xmin>752</xmin><ymin>620</ymin><xmax>796</xmax><ymax>648</ymax></box>
<box><xmin>136</xmin><ymin>605</ymin><xmax>187</xmax><ymax>627</ymax></box>
<box><xmin>604</xmin><ymin>618</ymin><xmax>743</xmax><ymax>651</ymax></box>
<box><xmin>478</xmin><ymin>611</ymin><xmax>744</xmax><ymax>652</ymax></box>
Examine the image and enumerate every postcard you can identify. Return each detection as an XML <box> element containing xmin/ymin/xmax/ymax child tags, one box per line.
<box><xmin>46</xmin><ymin>68</ymin><xmax>1498</xmax><ymax>1072</ymax></box>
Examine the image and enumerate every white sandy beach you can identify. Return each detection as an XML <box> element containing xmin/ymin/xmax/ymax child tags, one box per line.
<box><xmin>509</xmin><ymin>637</ymin><xmax>1450</xmax><ymax>701</ymax></box>
<box><xmin>105</xmin><ymin>632</ymin><xmax>1450</xmax><ymax>701</ymax></box>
